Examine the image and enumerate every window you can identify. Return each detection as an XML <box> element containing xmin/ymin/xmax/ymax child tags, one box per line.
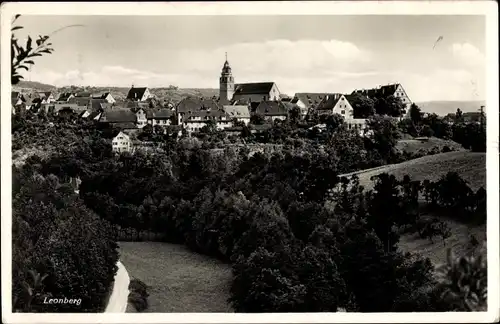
<box><xmin>341</xmin><ymin>110</ymin><xmax>345</xmax><ymax>115</ymax></box>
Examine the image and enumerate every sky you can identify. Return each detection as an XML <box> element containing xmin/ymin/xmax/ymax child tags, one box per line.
<box><xmin>15</xmin><ymin>15</ymin><xmax>486</xmax><ymax>102</ymax></box>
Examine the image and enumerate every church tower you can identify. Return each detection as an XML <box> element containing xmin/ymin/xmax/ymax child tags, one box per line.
<box><xmin>219</xmin><ymin>53</ymin><xmax>234</xmax><ymax>104</ymax></box>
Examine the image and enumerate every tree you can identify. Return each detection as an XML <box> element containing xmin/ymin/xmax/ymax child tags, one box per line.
<box><xmin>250</xmin><ymin>113</ymin><xmax>266</xmax><ymax>125</ymax></box>
<box><xmin>375</xmin><ymin>95</ymin><xmax>406</xmax><ymax>117</ymax></box>
<box><xmin>455</xmin><ymin>108</ymin><xmax>463</xmax><ymax>123</ymax></box>
<box><xmin>11</xmin><ymin>15</ymin><xmax>54</xmax><ymax>85</ymax></box>
<box><xmin>349</xmin><ymin>93</ymin><xmax>376</xmax><ymax>118</ymax></box>
<box><xmin>409</xmin><ymin>103</ymin><xmax>423</xmax><ymax>124</ymax></box>
<box><xmin>289</xmin><ymin>106</ymin><xmax>302</xmax><ymax>125</ymax></box>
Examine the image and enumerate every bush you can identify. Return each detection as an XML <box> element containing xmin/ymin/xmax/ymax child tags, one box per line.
<box><xmin>128</xmin><ymin>279</ymin><xmax>150</xmax><ymax>312</ymax></box>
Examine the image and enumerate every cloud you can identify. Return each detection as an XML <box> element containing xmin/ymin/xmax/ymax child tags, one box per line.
<box><xmin>451</xmin><ymin>43</ymin><xmax>485</xmax><ymax>66</ymax></box>
<box><xmin>27</xmin><ymin>39</ymin><xmax>485</xmax><ymax>101</ymax></box>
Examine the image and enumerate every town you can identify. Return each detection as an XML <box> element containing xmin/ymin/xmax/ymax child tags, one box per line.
<box><xmin>11</xmin><ymin>56</ymin><xmax>422</xmax><ymax>153</ymax></box>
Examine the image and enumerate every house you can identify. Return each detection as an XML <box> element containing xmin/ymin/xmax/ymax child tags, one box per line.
<box><xmin>314</xmin><ymin>93</ymin><xmax>368</xmax><ymax>132</ymax></box>
<box><xmin>126</xmin><ymin>86</ymin><xmax>152</xmax><ymax>102</ymax></box>
<box><xmin>92</xmin><ymin>92</ymin><xmax>115</xmax><ymax>104</ymax></box>
<box><xmin>218</xmin><ymin>57</ymin><xmax>280</xmax><ymax>104</ymax></box>
<box><xmin>99</xmin><ymin>109</ymin><xmax>137</xmax><ymax>126</ymax></box>
<box><xmin>37</xmin><ymin>91</ymin><xmax>55</xmax><ymax>103</ymax></box>
<box><xmin>75</xmin><ymin>91</ymin><xmax>92</xmax><ymax>98</ymax></box>
<box><xmin>147</xmin><ymin>108</ymin><xmax>176</xmax><ymax>127</ymax></box>
<box><xmin>254</xmin><ymin>101</ymin><xmax>289</xmax><ymax>121</ymax></box>
<box><xmin>181</xmin><ymin>109</ymin><xmax>232</xmax><ymax>133</ymax></box>
<box><xmin>352</xmin><ymin>83</ymin><xmax>412</xmax><ymax>118</ymax></box>
<box><xmin>112</xmin><ymin>131</ymin><xmax>133</xmax><ymax>153</ymax></box>
<box><xmin>223</xmin><ymin>105</ymin><xmax>251</xmax><ymax>125</ymax></box>
<box><xmin>176</xmin><ymin>97</ymin><xmax>221</xmax><ymax>122</ymax></box>
<box><xmin>56</xmin><ymin>92</ymin><xmax>76</xmax><ymax>102</ymax></box>
<box><xmin>315</xmin><ymin>93</ymin><xmax>354</xmax><ymax>118</ymax></box>
<box><xmin>11</xmin><ymin>91</ymin><xmax>26</xmax><ymax>114</ymax></box>
<box><xmin>134</xmin><ymin>108</ymin><xmax>148</xmax><ymax>128</ymax></box>
<box><xmin>293</xmin><ymin>93</ymin><xmax>332</xmax><ymax>116</ymax></box>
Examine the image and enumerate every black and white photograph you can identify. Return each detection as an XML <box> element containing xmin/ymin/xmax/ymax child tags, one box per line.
<box><xmin>1</xmin><ymin>1</ymin><xmax>499</xmax><ymax>323</ymax></box>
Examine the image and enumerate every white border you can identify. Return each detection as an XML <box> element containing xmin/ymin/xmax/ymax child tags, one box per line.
<box><xmin>1</xmin><ymin>1</ymin><xmax>499</xmax><ymax>323</ymax></box>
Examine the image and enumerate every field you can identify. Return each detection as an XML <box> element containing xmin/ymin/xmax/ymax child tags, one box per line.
<box><xmin>342</xmin><ymin>151</ymin><xmax>486</xmax><ymax>192</ymax></box>
<box><xmin>119</xmin><ymin>241</ymin><xmax>233</xmax><ymax>313</ymax></box>
<box><xmin>340</xmin><ymin>151</ymin><xmax>486</xmax><ymax>267</ymax></box>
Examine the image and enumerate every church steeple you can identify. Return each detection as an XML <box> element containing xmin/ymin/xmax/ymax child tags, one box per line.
<box><xmin>219</xmin><ymin>53</ymin><xmax>234</xmax><ymax>104</ymax></box>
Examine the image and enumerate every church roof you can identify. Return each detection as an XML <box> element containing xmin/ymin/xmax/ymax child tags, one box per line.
<box><xmin>234</xmin><ymin>82</ymin><xmax>275</xmax><ymax>95</ymax></box>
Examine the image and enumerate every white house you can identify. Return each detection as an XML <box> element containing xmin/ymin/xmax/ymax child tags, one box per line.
<box><xmin>112</xmin><ymin>131</ymin><xmax>133</xmax><ymax>153</ymax></box>
<box><xmin>182</xmin><ymin>109</ymin><xmax>232</xmax><ymax>134</ymax></box>
<box><xmin>135</xmin><ymin>108</ymin><xmax>148</xmax><ymax>128</ymax></box>
<box><xmin>254</xmin><ymin>101</ymin><xmax>289</xmax><ymax>122</ymax></box>
<box><xmin>315</xmin><ymin>93</ymin><xmax>368</xmax><ymax>133</ymax></box>
<box><xmin>147</xmin><ymin>109</ymin><xmax>176</xmax><ymax>127</ymax></box>
<box><xmin>223</xmin><ymin>105</ymin><xmax>251</xmax><ymax>125</ymax></box>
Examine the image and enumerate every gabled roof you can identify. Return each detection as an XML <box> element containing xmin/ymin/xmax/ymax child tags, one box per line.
<box><xmin>315</xmin><ymin>93</ymin><xmax>345</xmax><ymax>111</ymax></box>
<box><xmin>126</xmin><ymin>87</ymin><xmax>148</xmax><ymax>100</ymax></box>
<box><xmin>100</xmin><ymin>109</ymin><xmax>137</xmax><ymax>123</ymax></box>
<box><xmin>294</xmin><ymin>93</ymin><xmax>332</xmax><ymax>108</ymax></box>
<box><xmin>114</xmin><ymin>131</ymin><xmax>131</xmax><ymax>140</ymax></box>
<box><xmin>223</xmin><ymin>105</ymin><xmax>250</xmax><ymax>119</ymax></box>
<box><xmin>88</xmin><ymin>111</ymin><xmax>102</xmax><ymax>120</ymax></box>
<box><xmin>177</xmin><ymin>97</ymin><xmax>221</xmax><ymax>113</ymax></box>
<box><xmin>68</xmin><ymin>97</ymin><xmax>91</xmax><ymax>106</ymax></box>
<box><xmin>255</xmin><ymin>101</ymin><xmax>288</xmax><ymax>116</ymax></box>
<box><xmin>126</xmin><ymin>101</ymin><xmax>150</xmax><ymax>111</ymax></box>
<box><xmin>234</xmin><ymin>82</ymin><xmax>275</xmax><ymax>95</ymax></box>
<box><xmin>90</xmin><ymin>98</ymin><xmax>108</xmax><ymax>111</ymax></box>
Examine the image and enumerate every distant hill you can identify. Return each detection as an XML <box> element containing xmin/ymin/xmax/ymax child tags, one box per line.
<box><xmin>416</xmin><ymin>101</ymin><xmax>485</xmax><ymax>116</ymax></box>
<box><xmin>12</xmin><ymin>82</ymin><xmax>219</xmax><ymax>104</ymax></box>
<box><xmin>13</xmin><ymin>80</ymin><xmax>57</xmax><ymax>92</ymax></box>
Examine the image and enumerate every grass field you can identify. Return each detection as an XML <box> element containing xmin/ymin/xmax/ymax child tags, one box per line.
<box><xmin>340</xmin><ymin>151</ymin><xmax>486</xmax><ymax>267</ymax></box>
<box><xmin>119</xmin><ymin>242</ymin><xmax>233</xmax><ymax>313</ymax></box>
<box><xmin>342</xmin><ymin>151</ymin><xmax>486</xmax><ymax>192</ymax></box>
<box><xmin>396</xmin><ymin>137</ymin><xmax>464</xmax><ymax>154</ymax></box>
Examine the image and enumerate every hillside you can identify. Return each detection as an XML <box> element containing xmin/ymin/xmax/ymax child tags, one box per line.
<box><xmin>341</xmin><ymin>151</ymin><xmax>486</xmax><ymax>192</ymax></box>
<box><xmin>416</xmin><ymin>100</ymin><xmax>485</xmax><ymax>116</ymax></box>
<box><xmin>395</xmin><ymin>137</ymin><xmax>464</xmax><ymax>154</ymax></box>
<box><xmin>12</xmin><ymin>80</ymin><xmax>57</xmax><ymax>92</ymax></box>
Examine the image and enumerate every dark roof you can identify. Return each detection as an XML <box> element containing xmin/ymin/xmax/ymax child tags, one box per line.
<box><xmin>295</xmin><ymin>93</ymin><xmax>332</xmax><ymax>108</ymax></box>
<box><xmin>176</xmin><ymin>97</ymin><xmax>221</xmax><ymax>113</ymax></box>
<box><xmin>11</xmin><ymin>92</ymin><xmax>25</xmax><ymax>106</ymax></box>
<box><xmin>100</xmin><ymin>110</ymin><xmax>137</xmax><ymax>123</ymax></box>
<box><xmin>68</xmin><ymin>97</ymin><xmax>92</xmax><ymax>106</ymax></box>
<box><xmin>75</xmin><ymin>92</ymin><xmax>91</xmax><ymax>98</ymax></box>
<box><xmin>90</xmin><ymin>98</ymin><xmax>108</xmax><ymax>111</ymax></box>
<box><xmin>234</xmin><ymin>82</ymin><xmax>275</xmax><ymax>95</ymax></box>
<box><xmin>351</xmin><ymin>83</ymin><xmax>400</xmax><ymax>98</ymax></box>
<box><xmin>223</xmin><ymin>105</ymin><xmax>250</xmax><ymax>119</ymax></box>
<box><xmin>315</xmin><ymin>93</ymin><xmax>344</xmax><ymax>111</ymax></box>
<box><xmin>126</xmin><ymin>101</ymin><xmax>150</xmax><ymax>111</ymax></box>
<box><xmin>92</xmin><ymin>92</ymin><xmax>111</xmax><ymax>99</ymax></box>
<box><xmin>88</xmin><ymin>111</ymin><xmax>102</xmax><ymax>120</ymax></box>
<box><xmin>57</xmin><ymin>92</ymin><xmax>75</xmax><ymax>101</ymax></box>
<box><xmin>112</xmin><ymin>122</ymin><xmax>137</xmax><ymax>129</ymax></box>
<box><xmin>126</xmin><ymin>87</ymin><xmax>148</xmax><ymax>100</ymax></box>
<box><xmin>255</xmin><ymin>101</ymin><xmax>288</xmax><ymax>116</ymax></box>
<box><xmin>149</xmin><ymin>109</ymin><xmax>175</xmax><ymax>119</ymax></box>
